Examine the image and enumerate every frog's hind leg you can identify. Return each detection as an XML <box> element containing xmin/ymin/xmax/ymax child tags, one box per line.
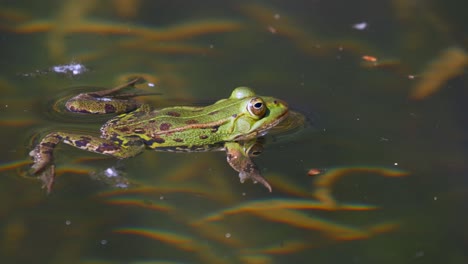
<box><xmin>65</xmin><ymin>77</ymin><xmax>155</xmax><ymax>114</ymax></box>
<box><xmin>29</xmin><ymin>132</ymin><xmax>145</xmax><ymax>192</ymax></box>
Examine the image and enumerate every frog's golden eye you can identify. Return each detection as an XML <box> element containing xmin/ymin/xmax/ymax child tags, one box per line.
<box><xmin>248</xmin><ymin>97</ymin><xmax>267</xmax><ymax>118</ymax></box>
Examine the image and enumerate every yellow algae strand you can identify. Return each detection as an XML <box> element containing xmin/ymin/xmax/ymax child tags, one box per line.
<box><xmin>367</xmin><ymin>221</ymin><xmax>400</xmax><ymax>235</ymax></box>
<box><xmin>254</xmin><ymin>240</ymin><xmax>310</xmax><ymax>254</ymax></box>
<box><xmin>54</xmin><ymin>166</ymin><xmax>94</xmax><ymax>176</ymax></box>
<box><xmin>14</xmin><ymin>19</ymin><xmax>241</xmax><ymax>39</ymax></box>
<box><xmin>195</xmin><ymin>198</ymin><xmax>378</xmax><ymax>224</ymax></box>
<box><xmin>410</xmin><ymin>47</ymin><xmax>468</xmax><ymax>100</ymax></box>
<box><xmin>266</xmin><ymin>174</ymin><xmax>310</xmax><ymax>197</ymax></box>
<box><xmin>252</xmin><ymin>208</ymin><xmax>369</xmax><ymax>239</ymax></box>
<box><xmin>314</xmin><ymin>166</ymin><xmax>409</xmax><ymax>188</ymax></box>
<box><xmin>312</xmin><ymin>166</ymin><xmax>409</xmax><ymax>208</ymax></box>
<box><xmin>139</xmin><ymin>20</ymin><xmax>242</xmax><ymax>41</ymax></box>
<box><xmin>0</xmin><ymin>118</ymin><xmax>38</xmax><ymax>127</ymax></box>
<box><xmin>95</xmin><ymin>184</ymin><xmax>209</xmax><ymax>198</ymax></box>
<box><xmin>113</xmin><ymin>0</ymin><xmax>141</xmax><ymax>19</ymax></box>
<box><xmin>47</xmin><ymin>0</ymin><xmax>97</xmax><ymax>60</ymax></box>
<box><xmin>114</xmin><ymin>228</ymin><xmax>196</xmax><ymax>252</ymax></box>
<box><xmin>239</xmin><ymin>254</ymin><xmax>273</xmax><ymax>264</ymax></box>
<box><xmin>114</xmin><ymin>227</ymin><xmax>232</xmax><ymax>264</ymax></box>
<box><xmin>120</xmin><ymin>41</ymin><xmax>213</xmax><ymax>54</ymax></box>
<box><xmin>103</xmin><ymin>197</ymin><xmax>173</xmax><ymax>212</ymax></box>
<box><xmin>14</xmin><ymin>20</ymin><xmax>54</xmax><ymax>33</ymax></box>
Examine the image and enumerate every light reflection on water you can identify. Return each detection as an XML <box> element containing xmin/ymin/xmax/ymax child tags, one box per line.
<box><xmin>0</xmin><ymin>1</ymin><xmax>467</xmax><ymax>263</ymax></box>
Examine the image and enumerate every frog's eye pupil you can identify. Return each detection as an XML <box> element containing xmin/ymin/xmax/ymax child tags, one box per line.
<box><xmin>248</xmin><ymin>98</ymin><xmax>267</xmax><ymax>118</ymax></box>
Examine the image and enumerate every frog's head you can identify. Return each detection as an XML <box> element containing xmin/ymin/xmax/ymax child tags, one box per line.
<box><xmin>229</xmin><ymin>87</ymin><xmax>289</xmax><ymax>141</ymax></box>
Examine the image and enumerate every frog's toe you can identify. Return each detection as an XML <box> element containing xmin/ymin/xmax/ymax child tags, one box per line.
<box><xmin>38</xmin><ymin>165</ymin><xmax>55</xmax><ymax>194</ymax></box>
<box><xmin>238</xmin><ymin>172</ymin><xmax>272</xmax><ymax>192</ymax></box>
<box><xmin>253</xmin><ymin>176</ymin><xmax>272</xmax><ymax>192</ymax></box>
<box><xmin>29</xmin><ymin>149</ymin><xmax>53</xmax><ymax>174</ymax></box>
<box><xmin>30</xmin><ymin>159</ymin><xmax>49</xmax><ymax>174</ymax></box>
<box><xmin>28</xmin><ymin>148</ymin><xmax>37</xmax><ymax>158</ymax></box>
<box><xmin>29</xmin><ymin>145</ymin><xmax>56</xmax><ymax>192</ymax></box>
<box><xmin>238</xmin><ymin>172</ymin><xmax>248</xmax><ymax>183</ymax></box>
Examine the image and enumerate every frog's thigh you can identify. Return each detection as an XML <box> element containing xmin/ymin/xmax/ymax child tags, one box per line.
<box><xmin>50</xmin><ymin>132</ymin><xmax>144</xmax><ymax>158</ymax></box>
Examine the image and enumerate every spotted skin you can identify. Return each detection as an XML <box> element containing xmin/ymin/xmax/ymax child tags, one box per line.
<box><xmin>30</xmin><ymin>82</ymin><xmax>289</xmax><ymax>193</ymax></box>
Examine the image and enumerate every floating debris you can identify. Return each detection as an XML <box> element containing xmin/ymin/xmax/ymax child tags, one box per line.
<box><xmin>362</xmin><ymin>55</ymin><xmax>378</xmax><ymax>62</ymax></box>
<box><xmin>352</xmin><ymin>22</ymin><xmax>368</xmax><ymax>30</ymax></box>
<box><xmin>90</xmin><ymin>166</ymin><xmax>130</xmax><ymax>189</ymax></box>
<box><xmin>307</xmin><ymin>168</ymin><xmax>322</xmax><ymax>176</ymax></box>
<box><xmin>50</xmin><ymin>62</ymin><xmax>89</xmax><ymax>75</ymax></box>
<box><xmin>19</xmin><ymin>62</ymin><xmax>89</xmax><ymax>77</ymax></box>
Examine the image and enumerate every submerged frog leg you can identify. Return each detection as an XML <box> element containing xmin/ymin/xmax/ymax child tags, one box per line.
<box><xmin>224</xmin><ymin>142</ymin><xmax>272</xmax><ymax>192</ymax></box>
<box><xmin>65</xmin><ymin>77</ymin><xmax>152</xmax><ymax>114</ymax></box>
<box><xmin>29</xmin><ymin>132</ymin><xmax>145</xmax><ymax>193</ymax></box>
<box><xmin>88</xmin><ymin>78</ymin><xmax>143</xmax><ymax>97</ymax></box>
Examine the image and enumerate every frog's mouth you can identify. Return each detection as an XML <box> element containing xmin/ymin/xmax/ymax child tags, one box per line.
<box><xmin>235</xmin><ymin>108</ymin><xmax>289</xmax><ymax>141</ymax></box>
<box><xmin>257</xmin><ymin>108</ymin><xmax>289</xmax><ymax>136</ymax></box>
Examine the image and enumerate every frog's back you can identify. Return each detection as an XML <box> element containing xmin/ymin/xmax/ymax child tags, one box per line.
<box><xmin>100</xmin><ymin>104</ymin><xmax>235</xmax><ymax>149</ymax></box>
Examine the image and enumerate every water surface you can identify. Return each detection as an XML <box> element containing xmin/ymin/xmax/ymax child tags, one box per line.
<box><xmin>0</xmin><ymin>1</ymin><xmax>466</xmax><ymax>263</ymax></box>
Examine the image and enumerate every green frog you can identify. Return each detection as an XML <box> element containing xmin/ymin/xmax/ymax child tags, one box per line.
<box><xmin>29</xmin><ymin>78</ymin><xmax>289</xmax><ymax>193</ymax></box>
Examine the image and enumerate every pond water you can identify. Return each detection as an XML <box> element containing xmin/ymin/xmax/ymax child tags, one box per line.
<box><xmin>0</xmin><ymin>1</ymin><xmax>467</xmax><ymax>263</ymax></box>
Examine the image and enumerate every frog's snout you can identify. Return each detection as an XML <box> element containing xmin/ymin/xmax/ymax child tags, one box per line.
<box><xmin>273</xmin><ymin>99</ymin><xmax>288</xmax><ymax>108</ymax></box>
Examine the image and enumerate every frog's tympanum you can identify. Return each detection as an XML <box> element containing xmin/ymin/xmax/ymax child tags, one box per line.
<box><xmin>29</xmin><ymin>78</ymin><xmax>289</xmax><ymax>193</ymax></box>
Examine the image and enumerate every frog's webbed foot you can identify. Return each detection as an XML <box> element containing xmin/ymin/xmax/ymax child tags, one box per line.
<box><xmin>225</xmin><ymin>142</ymin><xmax>272</xmax><ymax>192</ymax></box>
<box><xmin>37</xmin><ymin>165</ymin><xmax>55</xmax><ymax>194</ymax></box>
<box><xmin>29</xmin><ymin>131</ymin><xmax>142</xmax><ymax>193</ymax></box>
<box><xmin>29</xmin><ymin>133</ymin><xmax>61</xmax><ymax>193</ymax></box>
<box><xmin>30</xmin><ymin>147</ymin><xmax>55</xmax><ymax>193</ymax></box>
<box><xmin>238</xmin><ymin>171</ymin><xmax>272</xmax><ymax>192</ymax></box>
<box><xmin>29</xmin><ymin>142</ymin><xmax>54</xmax><ymax>174</ymax></box>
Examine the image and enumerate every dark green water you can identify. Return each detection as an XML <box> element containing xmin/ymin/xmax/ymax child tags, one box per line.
<box><xmin>0</xmin><ymin>1</ymin><xmax>467</xmax><ymax>263</ymax></box>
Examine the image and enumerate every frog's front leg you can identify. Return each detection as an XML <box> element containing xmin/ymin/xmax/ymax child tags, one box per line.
<box><xmin>224</xmin><ymin>142</ymin><xmax>272</xmax><ymax>192</ymax></box>
<box><xmin>29</xmin><ymin>132</ymin><xmax>145</xmax><ymax>193</ymax></box>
